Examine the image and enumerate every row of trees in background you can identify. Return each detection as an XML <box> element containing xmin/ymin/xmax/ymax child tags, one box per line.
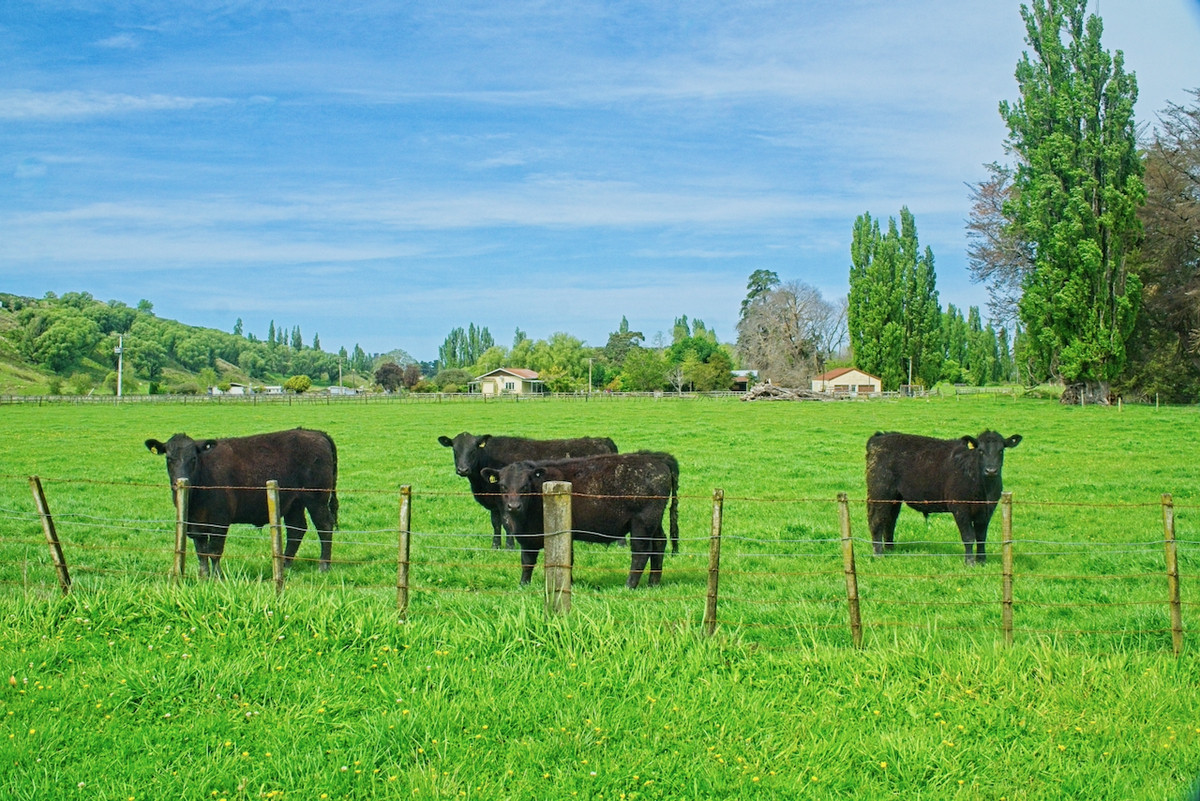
<box><xmin>420</xmin><ymin>315</ymin><xmax>739</xmax><ymax>394</ymax></box>
<box><xmin>840</xmin><ymin>209</ymin><xmax>1016</xmax><ymax>391</ymax></box>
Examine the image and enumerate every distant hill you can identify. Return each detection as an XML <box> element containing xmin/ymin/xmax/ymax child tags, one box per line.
<box><xmin>0</xmin><ymin>290</ymin><xmax>401</xmax><ymax>396</ymax></box>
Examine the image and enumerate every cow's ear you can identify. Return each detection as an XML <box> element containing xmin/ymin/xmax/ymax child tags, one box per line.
<box><xmin>962</xmin><ymin>436</ymin><xmax>979</xmax><ymax>450</ymax></box>
<box><xmin>477</xmin><ymin>435</ymin><xmax>491</xmax><ymax>448</ymax></box>
<box><xmin>1005</xmin><ymin>434</ymin><xmax>1022</xmax><ymax>449</ymax></box>
<box><xmin>145</xmin><ymin>439</ymin><xmax>166</xmax><ymax>455</ymax></box>
<box><xmin>437</xmin><ymin>435</ymin><xmax>453</xmax><ymax>447</ymax></box>
<box><xmin>198</xmin><ymin>439</ymin><xmax>218</xmax><ymax>452</ymax></box>
<box><xmin>481</xmin><ymin>468</ymin><xmax>499</xmax><ymax>484</ymax></box>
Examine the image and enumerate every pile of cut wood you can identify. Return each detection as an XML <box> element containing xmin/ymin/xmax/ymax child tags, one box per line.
<box><xmin>741</xmin><ymin>384</ymin><xmax>833</xmax><ymax>401</ymax></box>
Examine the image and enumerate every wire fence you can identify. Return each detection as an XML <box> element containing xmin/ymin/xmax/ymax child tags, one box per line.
<box><xmin>3</xmin><ymin>474</ymin><xmax>1195</xmax><ymax>653</ymax></box>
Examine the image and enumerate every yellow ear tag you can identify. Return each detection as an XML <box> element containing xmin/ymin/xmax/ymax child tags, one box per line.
<box><xmin>967</xmin><ymin>441</ymin><xmax>976</xmax><ymax>449</ymax></box>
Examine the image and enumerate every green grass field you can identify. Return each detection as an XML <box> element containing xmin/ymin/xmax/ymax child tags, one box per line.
<box><xmin>2</xmin><ymin>395</ymin><xmax>1199</xmax><ymax>799</ymax></box>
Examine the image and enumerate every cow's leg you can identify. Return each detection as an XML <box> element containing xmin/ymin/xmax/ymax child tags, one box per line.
<box><xmin>191</xmin><ymin>526</ymin><xmax>225</xmax><ymax>579</ymax></box>
<box><xmin>190</xmin><ymin>532</ymin><xmax>211</xmax><ymax>578</ymax></box>
<box><xmin>208</xmin><ymin>527</ymin><xmax>229</xmax><ymax>580</ymax></box>
<box><xmin>490</xmin><ymin>509</ymin><xmax>504</xmax><ymax>550</ymax></box>
<box><xmin>952</xmin><ymin>508</ymin><xmax>978</xmax><ymax>566</ymax></box>
<box><xmin>973</xmin><ymin>507</ymin><xmax>996</xmax><ymax>566</ymax></box>
<box><xmin>867</xmin><ymin>497</ymin><xmax>900</xmax><ymax>555</ymax></box>
<box><xmin>645</xmin><ymin>521</ymin><xmax>667</xmax><ymax>587</ymax></box>
<box><xmin>282</xmin><ymin>507</ymin><xmax>308</xmax><ymax>568</ymax></box>
<box><xmin>627</xmin><ymin>525</ymin><xmax>651</xmax><ymax>589</ymax></box>
<box><xmin>519</xmin><ymin>547</ymin><xmax>539</xmax><ymax>586</ymax></box>
<box><xmin>306</xmin><ymin>496</ymin><xmax>336</xmax><ymax>572</ymax></box>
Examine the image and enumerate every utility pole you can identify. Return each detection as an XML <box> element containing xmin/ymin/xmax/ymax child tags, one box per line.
<box><xmin>115</xmin><ymin>335</ymin><xmax>124</xmax><ymax>398</ymax></box>
<box><xmin>588</xmin><ymin>358</ymin><xmax>593</xmax><ymax>394</ymax></box>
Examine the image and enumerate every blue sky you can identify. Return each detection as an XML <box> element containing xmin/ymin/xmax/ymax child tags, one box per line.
<box><xmin>3</xmin><ymin>1</ymin><xmax>1199</xmax><ymax>361</ymax></box>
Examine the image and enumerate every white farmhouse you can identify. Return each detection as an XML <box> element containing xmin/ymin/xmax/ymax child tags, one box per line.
<box><xmin>472</xmin><ymin>368</ymin><xmax>544</xmax><ymax>396</ymax></box>
<box><xmin>811</xmin><ymin>368</ymin><xmax>882</xmax><ymax>396</ymax></box>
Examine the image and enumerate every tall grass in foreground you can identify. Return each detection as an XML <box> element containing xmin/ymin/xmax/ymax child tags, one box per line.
<box><xmin>2</xmin><ymin>396</ymin><xmax>1200</xmax><ymax>797</ymax></box>
<box><xmin>2</xmin><ymin>581</ymin><xmax>1199</xmax><ymax>800</ymax></box>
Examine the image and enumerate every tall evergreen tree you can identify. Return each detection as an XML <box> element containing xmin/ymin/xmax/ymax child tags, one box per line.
<box><xmin>848</xmin><ymin>207</ymin><xmax>941</xmax><ymax>390</ymax></box>
<box><xmin>999</xmin><ymin>0</ymin><xmax>1144</xmax><ymax>401</ymax></box>
<box><xmin>438</xmin><ymin>324</ymin><xmax>494</xmax><ymax>369</ymax></box>
<box><xmin>740</xmin><ymin>270</ymin><xmax>781</xmax><ymax>319</ymax></box>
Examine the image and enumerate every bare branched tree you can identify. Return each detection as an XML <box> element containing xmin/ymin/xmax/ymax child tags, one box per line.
<box><xmin>965</xmin><ymin>162</ymin><xmax>1034</xmax><ymax>327</ymax></box>
<box><xmin>736</xmin><ymin>280</ymin><xmax>846</xmax><ymax>386</ymax></box>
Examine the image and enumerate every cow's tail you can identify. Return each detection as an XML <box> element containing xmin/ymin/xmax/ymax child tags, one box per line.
<box><xmin>326</xmin><ymin>431</ymin><xmax>340</xmax><ymax>529</ymax></box>
<box><xmin>665</xmin><ymin>453</ymin><xmax>679</xmax><ymax>554</ymax></box>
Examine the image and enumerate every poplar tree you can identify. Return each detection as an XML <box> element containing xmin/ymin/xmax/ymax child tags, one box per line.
<box><xmin>848</xmin><ymin>207</ymin><xmax>941</xmax><ymax>389</ymax></box>
<box><xmin>999</xmin><ymin>0</ymin><xmax>1143</xmax><ymax>400</ymax></box>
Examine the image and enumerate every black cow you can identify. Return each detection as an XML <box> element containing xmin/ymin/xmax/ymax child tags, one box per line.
<box><xmin>866</xmin><ymin>430</ymin><xmax>1021</xmax><ymax>565</ymax></box>
<box><xmin>145</xmin><ymin>428</ymin><xmax>339</xmax><ymax>578</ymax></box>
<box><xmin>481</xmin><ymin>451</ymin><xmax>679</xmax><ymax>588</ymax></box>
<box><xmin>437</xmin><ymin>432</ymin><xmax>618</xmax><ymax>549</ymax></box>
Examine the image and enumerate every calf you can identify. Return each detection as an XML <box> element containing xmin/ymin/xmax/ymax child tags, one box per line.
<box><xmin>481</xmin><ymin>452</ymin><xmax>679</xmax><ymax>588</ymax></box>
<box><xmin>865</xmin><ymin>430</ymin><xmax>1021</xmax><ymax>565</ymax></box>
<box><xmin>145</xmin><ymin>428</ymin><xmax>339</xmax><ymax>577</ymax></box>
<box><xmin>437</xmin><ymin>432</ymin><xmax>618</xmax><ymax>549</ymax></box>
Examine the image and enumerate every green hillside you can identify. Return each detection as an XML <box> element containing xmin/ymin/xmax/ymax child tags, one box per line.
<box><xmin>0</xmin><ymin>291</ymin><xmax>406</xmax><ymax>396</ymax></box>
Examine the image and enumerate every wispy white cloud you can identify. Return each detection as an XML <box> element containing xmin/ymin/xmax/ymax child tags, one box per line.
<box><xmin>0</xmin><ymin>90</ymin><xmax>231</xmax><ymax>120</ymax></box>
<box><xmin>95</xmin><ymin>33</ymin><xmax>139</xmax><ymax>49</ymax></box>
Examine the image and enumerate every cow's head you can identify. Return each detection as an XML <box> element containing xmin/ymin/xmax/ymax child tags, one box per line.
<box><xmin>962</xmin><ymin>431</ymin><xmax>1021</xmax><ymax>478</ymax></box>
<box><xmin>145</xmin><ymin>433</ymin><xmax>217</xmax><ymax>486</ymax></box>
<box><xmin>482</xmin><ymin>461</ymin><xmax>549</xmax><ymax>515</ymax></box>
<box><xmin>438</xmin><ymin>432</ymin><xmax>492</xmax><ymax>477</ymax></box>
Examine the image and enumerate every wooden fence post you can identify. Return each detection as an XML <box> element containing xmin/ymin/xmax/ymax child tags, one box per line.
<box><xmin>398</xmin><ymin>485</ymin><xmax>412</xmax><ymax>622</ymax></box>
<box><xmin>1001</xmin><ymin>491</ymin><xmax>1014</xmax><ymax>647</ymax></box>
<box><xmin>838</xmin><ymin>492</ymin><xmax>862</xmax><ymax>648</ymax></box>
<box><xmin>266</xmin><ymin>480</ymin><xmax>285</xmax><ymax>595</ymax></box>
<box><xmin>704</xmin><ymin>488</ymin><xmax>724</xmax><ymax>636</ymax></box>
<box><xmin>172</xmin><ymin>478</ymin><xmax>189</xmax><ymax>581</ymax></box>
<box><xmin>29</xmin><ymin>476</ymin><xmax>71</xmax><ymax>595</ymax></box>
<box><xmin>542</xmin><ymin>480</ymin><xmax>572</xmax><ymax>616</ymax></box>
<box><xmin>1163</xmin><ymin>493</ymin><xmax>1183</xmax><ymax>656</ymax></box>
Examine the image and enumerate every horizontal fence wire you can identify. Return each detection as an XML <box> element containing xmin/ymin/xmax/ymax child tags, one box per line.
<box><xmin>2</xmin><ymin>474</ymin><xmax>1194</xmax><ymax>651</ymax></box>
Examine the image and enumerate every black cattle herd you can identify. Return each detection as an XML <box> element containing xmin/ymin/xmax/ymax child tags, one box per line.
<box><xmin>145</xmin><ymin>426</ymin><xmax>1021</xmax><ymax>583</ymax></box>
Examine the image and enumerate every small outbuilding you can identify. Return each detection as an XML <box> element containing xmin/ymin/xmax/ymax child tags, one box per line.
<box><xmin>472</xmin><ymin>368</ymin><xmax>544</xmax><ymax>396</ymax></box>
<box><xmin>811</xmin><ymin>368</ymin><xmax>881</xmax><ymax>396</ymax></box>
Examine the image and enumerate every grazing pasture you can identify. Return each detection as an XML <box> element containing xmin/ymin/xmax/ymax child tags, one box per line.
<box><xmin>2</xmin><ymin>395</ymin><xmax>1200</xmax><ymax>798</ymax></box>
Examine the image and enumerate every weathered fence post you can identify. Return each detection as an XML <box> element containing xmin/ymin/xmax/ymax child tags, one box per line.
<box><xmin>266</xmin><ymin>480</ymin><xmax>285</xmax><ymax>594</ymax></box>
<box><xmin>704</xmin><ymin>488</ymin><xmax>724</xmax><ymax>636</ymax></box>
<box><xmin>172</xmin><ymin>478</ymin><xmax>189</xmax><ymax>580</ymax></box>
<box><xmin>1001</xmin><ymin>491</ymin><xmax>1014</xmax><ymax>647</ymax></box>
<box><xmin>398</xmin><ymin>485</ymin><xmax>412</xmax><ymax>622</ymax></box>
<box><xmin>29</xmin><ymin>476</ymin><xmax>71</xmax><ymax>595</ymax></box>
<box><xmin>838</xmin><ymin>492</ymin><xmax>862</xmax><ymax>648</ymax></box>
<box><xmin>542</xmin><ymin>480</ymin><xmax>572</xmax><ymax>616</ymax></box>
<box><xmin>1163</xmin><ymin>493</ymin><xmax>1183</xmax><ymax>656</ymax></box>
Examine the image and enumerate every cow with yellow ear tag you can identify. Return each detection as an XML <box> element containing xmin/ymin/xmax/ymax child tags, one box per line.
<box><xmin>865</xmin><ymin>430</ymin><xmax>1021</xmax><ymax>565</ymax></box>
